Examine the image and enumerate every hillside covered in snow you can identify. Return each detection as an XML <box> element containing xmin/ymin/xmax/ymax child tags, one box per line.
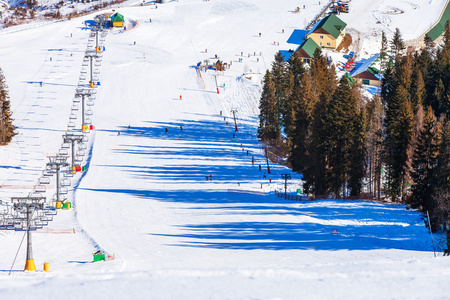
<box><xmin>1</xmin><ymin>0</ymin><xmax>450</xmax><ymax>299</ymax></box>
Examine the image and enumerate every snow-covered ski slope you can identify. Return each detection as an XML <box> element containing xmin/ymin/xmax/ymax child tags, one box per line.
<box><xmin>1</xmin><ymin>0</ymin><xmax>450</xmax><ymax>299</ymax></box>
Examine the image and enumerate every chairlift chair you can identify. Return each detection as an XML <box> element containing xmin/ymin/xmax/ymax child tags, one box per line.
<box><xmin>39</xmin><ymin>177</ymin><xmax>51</xmax><ymax>184</ymax></box>
<box><xmin>43</xmin><ymin>170</ymin><xmax>53</xmax><ymax>177</ymax></box>
<box><xmin>71</xmin><ymin>104</ymin><xmax>79</xmax><ymax>111</ymax></box>
<box><xmin>84</xmin><ymin>118</ymin><xmax>92</xmax><ymax>125</ymax></box>
<box><xmin>85</xmin><ymin>109</ymin><xmax>93</xmax><ymax>116</ymax></box>
<box><xmin>59</xmin><ymin>149</ymin><xmax>69</xmax><ymax>156</ymax></box>
<box><xmin>87</xmin><ymin>100</ymin><xmax>95</xmax><ymax>106</ymax></box>
<box><xmin>76</xmin><ymin>150</ymin><xmax>85</xmax><ymax>157</ymax></box>
<box><xmin>67</xmin><ymin>122</ymin><xmax>76</xmax><ymax>129</ymax></box>
<box><xmin>34</xmin><ymin>185</ymin><xmax>46</xmax><ymax>193</ymax></box>
<box><xmin>60</xmin><ymin>179</ymin><xmax>71</xmax><ymax>187</ymax></box>
<box><xmin>64</xmin><ymin>171</ymin><xmax>74</xmax><ymax>178</ymax></box>
<box><xmin>69</xmin><ymin>113</ymin><xmax>77</xmax><ymax>120</ymax></box>
<box><xmin>82</xmin><ymin>135</ymin><xmax>89</xmax><ymax>143</ymax></box>
<box><xmin>79</xmin><ymin>143</ymin><xmax>87</xmax><ymax>150</ymax></box>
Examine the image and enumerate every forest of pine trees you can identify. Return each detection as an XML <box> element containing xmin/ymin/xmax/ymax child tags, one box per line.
<box><xmin>258</xmin><ymin>22</ymin><xmax>450</xmax><ymax>232</ymax></box>
<box><xmin>0</xmin><ymin>68</ymin><xmax>16</xmax><ymax>145</ymax></box>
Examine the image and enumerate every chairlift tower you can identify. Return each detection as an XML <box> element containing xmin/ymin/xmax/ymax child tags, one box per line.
<box><xmin>63</xmin><ymin>134</ymin><xmax>84</xmax><ymax>169</ymax></box>
<box><xmin>0</xmin><ymin>197</ymin><xmax>46</xmax><ymax>271</ymax></box>
<box><xmin>75</xmin><ymin>87</ymin><xmax>96</xmax><ymax>132</ymax></box>
<box><xmin>281</xmin><ymin>173</ymin><xmax>292</xmax><ymax>197</ymax></box>
<box><xmin>230</xmin><ymin>108</ymin><xmax>238</xmax><ymax>131</ymax></box>
<box><xmin>91</xmin><ymin>26</ymin><xmax>104</xmax><ymax>53</ymax></box>
<box><xmin>84</xmin><ymin>50</ymin><xmax>102</xmax><ymax>89</ymax></box>
<box><xmin>46</xmin><ymin>156</ymin><xmax>69</xmax><ymax>208</ymax></box>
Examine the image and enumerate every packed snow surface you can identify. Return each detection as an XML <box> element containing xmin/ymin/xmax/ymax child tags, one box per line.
<box><xmin>0</xmin><ymin>0</ymin><xmax>449</xmax><ymax>299</ymax></box>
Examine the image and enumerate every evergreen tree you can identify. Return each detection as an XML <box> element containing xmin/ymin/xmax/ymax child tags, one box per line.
<box><xmin>303</xmin><ymin>93</ymin><xmax>329</xmax><ymax>196</ymax></box>
<box><xmin>424</xmin><ymin>33</ymin><xmax>435</xmax><ymax>51</ymax></box>
<box><xmin>434</xmin><ymin>78</ymin><xmax>446</xmax><ymax>116</ymax></box>
<box><xmin>289</xmin><ymin>71</ymin><xmax>317</xmax><ymax>174</ymax></box>
<box><xmin>301</xmin><ymin>50</ymin><xmax>337</xmax><ymax>197</ymax></box>
<box><xmin>381</xmin><ymin>63</ymin><xmax>394</xmax><ymax>106</ymax></box>
<box><xmin>258</xmin><ymin>70</ymin><xmax>280</xmax><ymax>141</ymax></box>
<box><xmin>366</xmin><ymin>94</ymin><xmax>384</xmax><ymax>199</ymax></box>
<box><xmin>432</xmin><ymin>121</ymin><xmax>450</xmax><ymax>231</ymax></box>
<box><xmin>322</xmin><ymin>78</ymin><xmax>367</xmax><ymax>197</ymax></box>
<box><xmin>384</xmin><ymin>85</ymin><xmax>414</xmax><ymax>201</ymax></box>
<box><xmin>324</xmin><ymin>77</ymin><xmax>357</xmax><ymax>196</ymax></box>
<box><xmin>410</xmin><ymin>68</ymin><xmax>426</xmax><ymax>114</ymax></box>
<box><xmin>394</xmin><ymin>55</ymin><xmax>413</xmax><ymax>93</ymax></box>
<box><xmin>271</xmin><ymin>52</ymin><xmax>293</xmax><ymax>131</ymax></box>
<box><xmin>0</xmin><ymin>68</ymin><xmax>15</xmax><ymax>145</ymax></box>
<box><xmin>443</xmin><ymin>20</ymin><xmax>450</xmax><ymax>51</ymax></box>
<box><xmin>348</xmin><ymin>103</ymin><xmax>367</xmax><ymax>196</ymax></box>
<box><xmin>283</xmin><ymin>56</ymin><xmax>306</xmax><ymax>142</ymax></box>
<box><xmin>380</xmin><ymin>31</ymin><xmax>389</xmax><ymax>71</ymax></box>
<box><xmin>310</xmin><ymin>48</ymin><xmax>336</xmax><ymax>98</ymax></box>
<box><xmin>436</xmin><ymin>122</ymin><xmax>450</xmax><ymax>189</ymax></box>
<box><xmin>390</xmin><ymin>27</ymin><xmax>405</xmax><ymax>56</ymax></box>
<box><xmin>411</xmin><ymin>106</ymin><xmax>440</xmax><ymax>216</ymax></box>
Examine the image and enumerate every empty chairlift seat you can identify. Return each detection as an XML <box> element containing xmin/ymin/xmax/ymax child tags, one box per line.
<box><xmin>60</xmin><ymin>179</ymin><xmax>71</xmax><ymax>187</ymax></box>
<box><xmin>39</xmin><ymin>177</ymin><xmax>50</xmax><ymax>184</ymax></box>
<box><xmin>34</xmin><ymin>185</ymin><xmax>46</xmax><ymax>193</ymax></box>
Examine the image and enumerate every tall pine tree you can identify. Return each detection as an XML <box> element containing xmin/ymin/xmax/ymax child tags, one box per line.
<box><xmin>258</xmin><ymin>70</ymin><xmax>280</xmax><ymax>142</ymax></box>
<box><xmin>289</xmin><ymin>71</ymin><xmax>317</xmax><ymax>174</ymax></box>
<box><xmin>384</xmin><ymin>84</ymin><xmax>414</xmax><ymax>201</ymax></box>
<box><xmin>411</xmin><ymin>106</ymin><xmax>440</xmax><ymax>213</ymax></box>
<box><xmin>0</xmin><ymin>68</ymin><xmax>15</xmax><ymax>145</ymax></box>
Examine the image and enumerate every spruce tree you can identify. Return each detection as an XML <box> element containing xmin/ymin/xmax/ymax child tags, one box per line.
<box><xmin>303</xmin><ymin>93</ymin><xmax>329</xmax><ymax>196</ymax></box>
<box><xmin>411</xmin><ymin>106</ymin><xmax>440</xmax><ymax>215</ymax></box>
<box><xmin>366</xmin><ymin>94</ymin><xmax>384</xmax><ymax>199</ymax></box>
<box><xmin>380</xmin><ymin>31</ymin><xmax>389</xmax><ymax>71</ymax></box>
<box><xmin>0</xmin><ymin>68</ymin><xmax>15</xmax><ymax>145</ymax></box>
<box><xmin>424</xmin><ymin>34</ymin><xmax>435</xmax><ymax>51</ymax></box>
<box><xmin>432</xmin><ymin>121</ymin><xmax>450</xmax><ymax>231</ymax></box>
<box><xmin>283</xmin><ymin>56</ymin><xmax>305</xmax><ymax>141</ymax></box>
<box><xmin>384</xmin><ymin>85</ymin><xmax>414</xmax><ymax>201</ymax></box>
<box><xmin>348</xmin><ymin>104</ymin><xmax>367</xmax><ymax>196</ymax></box>
<box><xmin>289</xmin><ymin>71</ymin><xmax>317</xmax><ymax>174</ymax></box>
<box><xmin>258</xmin><ymin>70</ymin><xmax>280</xmax><ymax>142</ymax></box>
<box><xmin>310</xmin><ymin>48</ymin><xmax>336</xmax><ymax>97</ymax></box>
<box><xmin>436</xmin><ymin>122</ymin><xmax>450</xmax><ymax>189</ymax></box>
<box><xmin>325</xmin><ymin>77</ymin><xmax>355</xmax><ymax>196</ymax></box>
<box><xmin>410</xmin><ymin>68</ymin><xmax>425</xmax><ymax>114</ymax></box>
<box><xmin>271</xmin><ymin>52</ymin><xmax>292</xmax><ymax>131</ymax></box>
<box><xmin>390</xmin><ymin>27</ymin><xmax>405</xmax><ymax>56</ymax></box>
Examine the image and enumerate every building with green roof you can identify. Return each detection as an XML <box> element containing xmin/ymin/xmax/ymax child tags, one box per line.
<box><xmin>293</xmin><ymin>38</ymin><xmax>322</xmax><ymax>64</ymax></box>
<box><xmin>307</xmin><ymin>13</ymin><xmax>347</xmax><ymax>50</ymax></box>
<box><xmin>111</xmin><ymin>12</ymin><xmax>124</xmax><ymax>27</ymax></box>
